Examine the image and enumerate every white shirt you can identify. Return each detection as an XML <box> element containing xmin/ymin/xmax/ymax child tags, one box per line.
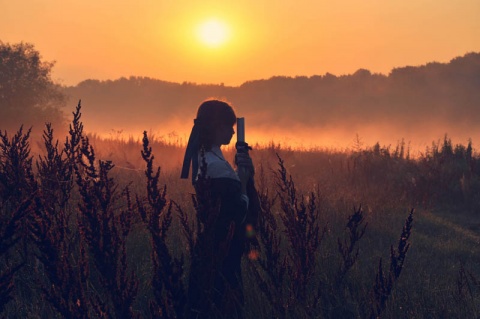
<box><xmin>197</xmin><ymin>146</ymin><xmax>240</xmax><ymax>181</ymax></box>
<box><xmin>196</xmin><ymin>146</ymin><xmax>249</xmax><ymax>208</ymax></box>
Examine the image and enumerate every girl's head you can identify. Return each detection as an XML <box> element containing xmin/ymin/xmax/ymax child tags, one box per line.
<box><xmin>196</xmin><ymin>99</ymin><xmax>236</xmax><ymax>149</ymax></box>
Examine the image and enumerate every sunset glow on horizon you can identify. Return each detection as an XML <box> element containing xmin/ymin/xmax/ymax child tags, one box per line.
<box><xmin>1</xmin><ymin>1</ymin><xmax>478</xmax><ymax>87</ymax></box>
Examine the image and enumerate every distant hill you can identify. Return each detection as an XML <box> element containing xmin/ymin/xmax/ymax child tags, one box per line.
<box><xmin>64</xmin><ymin>52</ymin><xmax>480</xmax><ymax>148</ymax></box>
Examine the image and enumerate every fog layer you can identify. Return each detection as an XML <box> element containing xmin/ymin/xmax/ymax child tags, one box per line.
<box><xmin>64</xmin><ymin>52</ymin><xmax>480</xmax><ymax>151</ymax></box>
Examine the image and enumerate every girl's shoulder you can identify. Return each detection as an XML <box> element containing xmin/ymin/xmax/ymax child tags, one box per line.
<box><xmin>201</xmin><ymin>149</ymin><xmax>239</xmax><ymax>181</ymax></box>
<box><xmin>205</xmin><ymin>157</ymin><xmax>239</xmax><ymax>181</ymax></box>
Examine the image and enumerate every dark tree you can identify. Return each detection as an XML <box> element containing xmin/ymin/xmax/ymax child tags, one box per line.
<box><xmin>0</xmin><ymin>41</ymin><xmax>66</xmax><ymax>133</ymax></box>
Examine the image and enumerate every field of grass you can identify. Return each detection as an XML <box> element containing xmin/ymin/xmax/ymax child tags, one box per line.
<box><xmin>1</xmin><ymin>104</ymin><xmax>479</xmax><ymax>318</ymax></box>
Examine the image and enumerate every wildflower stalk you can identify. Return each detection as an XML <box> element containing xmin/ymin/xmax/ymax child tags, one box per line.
<box><xmin>75</xmin><ymin>129</ymin><xmax>138</xmax><ymax>319</ymax></box>
<box><xmin>275</xmin><ymin>153</ymin><xmax>326</xmax><ymax>308</ymax></box>
<box><xmin>247</xmin><ymin>164</ymin><xmax>288</xmax><ymax>318</ymax></box>
<box><xmin>137</xmin><ymin>131</ymin><xmax>186</xmax><ymax>318</ymax></box>
<box><xmin>29</xmin><ymin>121</ymin><xmax>92</xmax><ymax>318</ymax></box>
<box><xmin>337</xmin><ymin>206</ymin><xmax>368</xmax><ymax>283</ymax></box>
<box><xmin>370</xmin><ymin>209</ymin><xmax>414</xmax><ymax>318</ymax></box>
<box><xmin>0</xmin><ymin>126</ymin><xmax>36</xmax><ymax>314</ymax></box>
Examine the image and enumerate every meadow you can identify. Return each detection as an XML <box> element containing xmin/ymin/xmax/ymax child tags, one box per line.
<box><xmin>1</xmin><ymin>103</ymin><xmax>479</xmax><ymax>318</ymax></box>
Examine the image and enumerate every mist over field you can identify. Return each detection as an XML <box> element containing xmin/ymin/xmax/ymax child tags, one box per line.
<box><xmin>64</xmin><ymin>52</ymin><xmax>480</xmax><ymax>151</ymax></box>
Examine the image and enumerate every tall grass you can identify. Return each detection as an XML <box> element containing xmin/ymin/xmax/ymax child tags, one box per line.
<box><xmin>1</xmin><ymin>102</ymin><xmax>479</xmax><ymax>318</ymax></box>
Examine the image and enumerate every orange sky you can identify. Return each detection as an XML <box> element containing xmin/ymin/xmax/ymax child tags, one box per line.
<box><xmin>1</xmin><ymin>0</ymin><xmax>479</xmax><ymax>86</ymax></box>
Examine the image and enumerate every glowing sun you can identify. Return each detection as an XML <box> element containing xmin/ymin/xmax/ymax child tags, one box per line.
<box><xmin>196</xmin><ymin>19</ymin><xmax>230</xmax><ymax>48</ymax></box>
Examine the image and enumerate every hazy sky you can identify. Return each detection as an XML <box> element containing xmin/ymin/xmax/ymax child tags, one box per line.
<box><xmin>1</xmin><ymin>0</ymin><xmax>479</xmax><ymax>86</ymax></box>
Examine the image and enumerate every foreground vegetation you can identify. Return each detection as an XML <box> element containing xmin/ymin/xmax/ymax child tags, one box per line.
<box><xmin>1</xmin><ymin>103</ymin><xmax>480</xmax><ymax>318</ymax></box>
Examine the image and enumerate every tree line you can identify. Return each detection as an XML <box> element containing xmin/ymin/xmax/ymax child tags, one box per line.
<box><xmin>64</xmin><ymin>52</ymin><xmax>480</xmax><ymax>144</ymax></box>
<box><xmin>2</xmin><ymin>40</ymin><xmax>479</xmax><ymax>146</ymax></box>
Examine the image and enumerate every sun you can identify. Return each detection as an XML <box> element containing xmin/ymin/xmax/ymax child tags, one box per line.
<box><xmin>196</xmin><ymin>19</ymin><xmax>230</xmax><ymax>48</ymax></box>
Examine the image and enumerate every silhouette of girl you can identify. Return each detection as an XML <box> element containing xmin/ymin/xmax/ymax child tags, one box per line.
<box><xmin>181</xmin><ymin>99</ymin><xmax>259</xmax><ymax>319</ymax></box>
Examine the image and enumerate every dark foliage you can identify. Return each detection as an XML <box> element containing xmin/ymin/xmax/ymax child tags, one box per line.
<box><xmin>275</xmin><ymin>153</ymin><xmax>326</xmax><ymax>310</ymax></box>
<box><xmin>0</xmin><ymin>126</ymin><xmax>36</xmax><ymax>313</ymax></box>
<box><xmin>137</xmin><ymin>131</ymin><xmax>186</xmax><ymax>318</ymax></box>
<box><xmin>75</xmin><ymin>131</ymin><xmax>138</xmax><ymax>318</ymax></box>
<box><xmin>370</xmin><ymin>209</ymin><xmax>414</xmax><ymax>318</ymax></box>
<box><xmin>30</xmin><ymin>121</ymin><xmax>91</xmax><ymax>318</ymax></box>
<box><xmin>337</xmin><ymin>206</ymin><xmax>368</xmax><ymax>283</ymax></box>
<box><xmin>0</xmin><ymin>41</ymin><xmax>66</xmax><ymax>136</ymax></box>
<box><xmin>247</xmin><ymin>164</ymin><xmax>288</xmax><ymax>318</ymax></box>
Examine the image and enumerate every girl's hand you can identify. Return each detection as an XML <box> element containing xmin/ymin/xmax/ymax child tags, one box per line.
<box><xmin>235</xmin><ymin>152</ymin><xmax>255</xmax><ymax>193</ymax></box>
<box><xmin>235</xmin><ymin>153</ymin><xmax>254</xmax><ymax>176</ymax></box>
